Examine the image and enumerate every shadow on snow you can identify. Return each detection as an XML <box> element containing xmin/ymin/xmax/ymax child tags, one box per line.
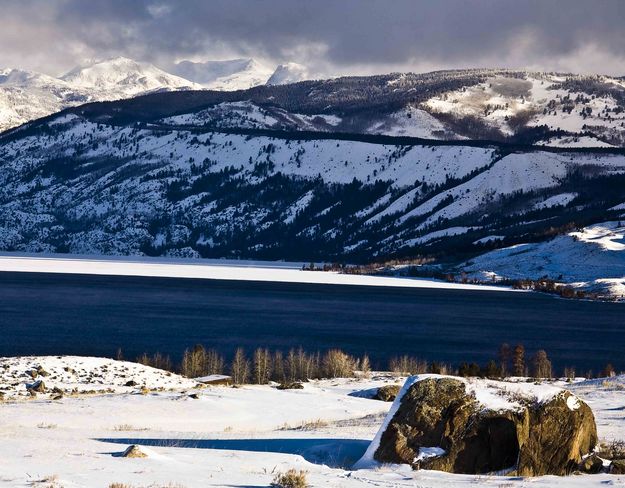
<box><xmin>95</xmin><ymin>437</ymin><xmax>370</xmax><ymax>469</ymax></box>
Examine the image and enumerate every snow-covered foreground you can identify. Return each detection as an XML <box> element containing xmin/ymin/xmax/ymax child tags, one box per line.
<box><xmin>2</xmin><ymin>356</ymin><xmax>625</xmax><ymax>487</ymax></box>
<box><xmin>0</xmin><ymin>253</ymin><xmax>510</xmax><ymax>292</ymax></box>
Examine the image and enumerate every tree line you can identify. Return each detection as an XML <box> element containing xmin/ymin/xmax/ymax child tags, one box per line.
<box><xmin>124</xmin><ymin>343</ymin><xmax>619</xmax><ymax>385</ymax></box>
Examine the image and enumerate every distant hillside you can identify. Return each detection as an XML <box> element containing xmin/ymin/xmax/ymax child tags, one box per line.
<box><xmin>54</xmin><ymin>68</ymin><xmax>625</xmax><ymax>148</ymax></box>
<box><xmin>2</xmin><ymin>109</ymin><xmax>625</xmax><ymax>267</ymax></box>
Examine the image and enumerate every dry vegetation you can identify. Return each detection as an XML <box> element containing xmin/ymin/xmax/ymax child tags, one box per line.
<box><xmin>597</xmin><ymin>440</ymin><xmax>625</xmax><ymax>460</ymax></box>
<box><xmin>271</xmin><ymin>469</ymin><xmax>308</xmax><ymax>488</ymax></box>
<box><xmin>129</xmin><ymin>339</ymin><xmax>619</xmax><ymax>384</ymax></box>
<box><xmin>108</xmin><ymin>483</ymin><xmax>185</xmax><ymax>488</ymax></box>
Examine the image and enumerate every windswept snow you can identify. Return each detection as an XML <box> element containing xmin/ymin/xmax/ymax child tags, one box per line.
<box><xmin>367</xmin><ymin>106</ymin><xmax>451</xmax><ymax>139</ymax></box>
<box><xmin>1</xmin><ymin>359</ymin><xmax>624</xmax><ymax>487</ymax></box>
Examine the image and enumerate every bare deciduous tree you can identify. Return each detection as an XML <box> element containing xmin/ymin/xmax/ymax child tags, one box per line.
<box><xmin>230</xmin><ymin>348</ymin><xmax>250</xmax><ymax>385</ymax></box>
<box><xmin>532</xmin><ymin>349</ymin><xmax>552</xmax><ymax>379</ymax></box>
<box><xmin>253</xmin><ymin>348</ymin><xmax>272</xmax><ymax>384</ymax></box>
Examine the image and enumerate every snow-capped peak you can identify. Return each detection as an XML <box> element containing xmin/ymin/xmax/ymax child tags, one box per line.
<box><xmin>267</xmin><ymin>62</ymin><xmax>309</xmax><ymax>85</ymax></box>
<box><xmin>173</xmin><ymin>57</ymin><xmax>274</xmax><ymax>91</ymax></box>
<box><xmin>0</xmin><ymin>68</ymin><xmax>68</xmax><ymax>88</ymax></box>
<box><xmin>60</xmin><ymin>56</ymin><xmax>201</xmax><ymax>96</ymax></box>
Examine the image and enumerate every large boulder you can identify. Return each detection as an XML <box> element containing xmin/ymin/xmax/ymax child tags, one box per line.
<box><xmin>361</xmin><ymin>376</ymin><xmax>597</xmax><ymax>476</ymax></box>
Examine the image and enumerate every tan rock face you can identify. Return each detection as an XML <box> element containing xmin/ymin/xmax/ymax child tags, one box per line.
<box><xmin>374</xmin><ymin>377</ymin><xmax>597</xmax><ymax>476</ymax></box>
<box><xmin>122</xmin><ymin>445</ymin><xmax>148</xmax><ymax>458</ymax></box>
<box><xmin>517</xmin><ymin>390</ymin><xmax>597</xmax><ymax>476</ymax></box>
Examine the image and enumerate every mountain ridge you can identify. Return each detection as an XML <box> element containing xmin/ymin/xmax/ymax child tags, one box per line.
<box><xmin>2</xmin><ymin>92</ymin><xmax>625</xmax><ymax>297</ymax></box>
<box><xmin>0</xmin><ymin>56</ymin><xmax>309</xmax><ymax>133</ymax></box>
<box><xmin>27</xmin><ymin>67</ymin><xmax>623</xmax><ymax>149</ymax></box>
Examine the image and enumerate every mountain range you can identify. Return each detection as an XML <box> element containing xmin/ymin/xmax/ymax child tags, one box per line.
<box><xmin>0</xmin><ymin>56</ymin><xmax>310</xmax><ymax>132</ymax></box>
<box><xmin>1</xmin><ymin>64</ymin><xmax>625</xmax><ymax>298</ymax></box>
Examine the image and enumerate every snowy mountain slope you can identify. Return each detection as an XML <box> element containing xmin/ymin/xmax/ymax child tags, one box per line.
<box><xmin>267</xmin><ymin>62</ymin><xmax>309</xmax><ymax>85</ymax></box>
<box><xmin>78</xmin><ymin>68</ymin><xmax>623</xmax><ymax>146</ymax></box>
<box><xmin>2</xmin><ymin>108</ymin><xmax>625</xmax><ymax>262</ymax></box>
<box><xmin>461</xmin><ymin>221</ymin><xmax>625</xmax><ymax>298</ymax></box>
<box><xmin>0</xmin><ymin>58</ymin><xmax>202</xmax><ymax>133</ymax></box>
<box><xmin>60</xmin><ymin>56</ymin><xmax>202</xmax><ymax>96</ymax></box>
<box><xmin>173</xmin><ymin>58</ymin><xmax>275</xmax><ymax>90</ymax></box>
<box><xmin>2</xmin><ymin>66</ymin><xmax>625</xmax><ymax>146</ymax></box>
<box><xmin>0</xmin><ymin>57</ymin><xmax>315</xmax><ymax>133</ymax></box>
<box><xmin>160</xmin><ymin>100</ymin><xmax>344</xmax><ymax>132</ymax></box>
<box><xmin>424</xmin><ymin>73</ymin><xmax>625</xmax><ymax>147</ymax></box>
<box><xmin>0</xmin><ymin>68</ymin><xmax>89</xmax><ymax>132</ymax></box>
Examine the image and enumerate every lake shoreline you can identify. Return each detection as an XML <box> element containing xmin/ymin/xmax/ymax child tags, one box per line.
<box><xmin>0</xmin><ymin>253</ymin><xmax>511</xmax><ymax>292</ymax></box>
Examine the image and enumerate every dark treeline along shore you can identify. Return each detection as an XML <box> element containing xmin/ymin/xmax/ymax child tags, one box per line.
<box><xmin>0</xmin><ymin>272</ymin><xmax>623</xmax><ymax>374</ymax></box>
<box><xmin>132</xmin><ymin>341</ymin><xmax>609</xmax><ymax>385</ymax></box>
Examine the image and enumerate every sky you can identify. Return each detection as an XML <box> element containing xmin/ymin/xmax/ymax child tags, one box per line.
<box><xmin>2</xmin><ymin>0</ymin><xmax>625</xmax><ymax>78</ymax></box>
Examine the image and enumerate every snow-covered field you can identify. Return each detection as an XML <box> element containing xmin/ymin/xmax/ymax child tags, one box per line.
<box><xmin>1</xmin><ymin>356</ymin><xmax>624</xmax><ymax>487</ymax></box>
<box><xmin>424</xmin><ymin>73</ymin><xmax>625</xmax><ymax>147</ymax></box>
<box><xmin>0</xmin><ymin>253</ymin><xmax>510</xmax><ymax>292</ymax></box>
<box><xmin>463</xmin><ymin>221</ymin><xmax>625</xmax><ymax>298</ymax></box>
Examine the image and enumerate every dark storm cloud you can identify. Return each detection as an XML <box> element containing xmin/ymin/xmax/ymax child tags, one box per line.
<box><xmin>2</xmin><ymin>0</ymin><xmax>625</xmax><ymax>75</ymax></box>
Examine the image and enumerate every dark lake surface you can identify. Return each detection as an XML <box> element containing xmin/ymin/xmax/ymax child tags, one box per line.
<box><xmin>0</xmin><ymin>271</ymin><xmax>623</xmax><ymax>372</ymax></box>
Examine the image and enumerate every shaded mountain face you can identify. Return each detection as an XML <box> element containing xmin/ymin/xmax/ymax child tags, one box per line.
<box><xmin>1</xmin><ymin>107</ymin><xmax>625</xmax><ymax>262</ymax></box>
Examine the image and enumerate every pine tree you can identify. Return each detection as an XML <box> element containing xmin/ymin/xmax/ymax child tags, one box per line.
<box><xmin>483</xmin><ymin>360</ymin><xmax>501</xmax><ymax>378</ymax></box>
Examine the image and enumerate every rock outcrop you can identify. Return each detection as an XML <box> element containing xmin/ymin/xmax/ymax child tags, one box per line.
<box><xmin>122</xmin><ymin>445</ymin><xmax>148</xmax><ymax>458</ymax></box>
<box><xmin>370</xmin><ymin>376</ymin><xmax>597</xmax><ymax>476</ymax></box>
<box><xmin>374</xmin><ymin>384</ymin><xmax>401</xmax><ymax>402</ymax></box>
